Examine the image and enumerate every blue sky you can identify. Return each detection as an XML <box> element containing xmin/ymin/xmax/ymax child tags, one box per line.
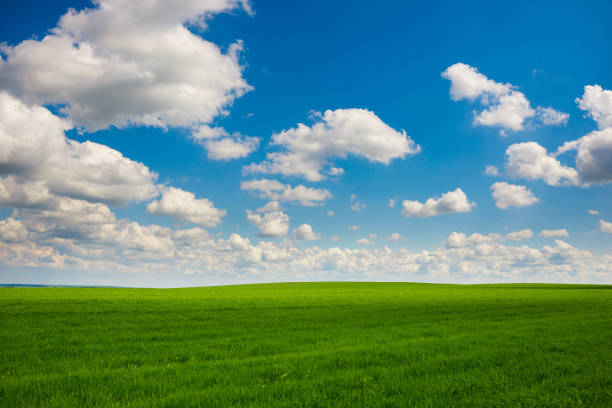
<box><xmin>0</xmin><ymin>0</ymin><xmax>610</xmax><ymax>287</ymax></box>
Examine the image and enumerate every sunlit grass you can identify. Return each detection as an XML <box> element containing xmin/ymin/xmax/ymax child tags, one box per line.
<box><xmin>1</xmin><ymin>282</ymin><xmax>611</xmax><ymax>406</ymax></box>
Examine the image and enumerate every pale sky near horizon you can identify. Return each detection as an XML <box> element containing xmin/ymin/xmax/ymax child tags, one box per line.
<box><xmin>0</xmin><ymin>0</ymin><xmax>611</xmax><ymax>287</ymax></box>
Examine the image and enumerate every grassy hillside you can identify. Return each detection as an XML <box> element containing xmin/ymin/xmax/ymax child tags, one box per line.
<box><xmin>1</xmin><ymin>282</ymin><xmax>611</xmax><ymax>407</ymax></box>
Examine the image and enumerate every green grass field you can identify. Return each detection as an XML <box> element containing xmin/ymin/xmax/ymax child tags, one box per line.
<box><xmin>1</xmin><ymin>282</ymin><xmax>611</xmax><ymax>407</ymax></box>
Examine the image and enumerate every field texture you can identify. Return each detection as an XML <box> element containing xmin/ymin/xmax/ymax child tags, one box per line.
<box><xmin>1</xmin><ymin>282</ymin><xmax>611</xmax><ymax>407</ymax></box>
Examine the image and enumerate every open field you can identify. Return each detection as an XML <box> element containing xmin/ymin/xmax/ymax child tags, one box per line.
<box><xmin>1</xmin><ymin>282</ymin><xmax>611</xmax><ymax>407</ymax></box>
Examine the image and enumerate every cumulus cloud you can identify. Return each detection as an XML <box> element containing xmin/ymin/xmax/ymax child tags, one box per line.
<box><xmin>442</xmin><ymin>63</ymin><xmax>567</xmax><ymax>132</ymax></box>
<box><xmin>244</xmin><ymin>108</ymin><xmax>420</xmax><ymax>181</ymax></box>
<box><xmin>0</xmin><ymin>0</ymin><xmax>252</xmax><ymax>132</ymax></box>
<box><xmin>490</xmin><ymin>182</ymin><xmax>538</xmax><ymax>210</ymax></box>
<box><xmin>576</xmin><ymin>85</ymin><xmax>612</xmax><ymax>129</ymax></box>
<box><xmin>1</xmin><ymin>212</ymin><xmax>609</xmax><ymax>284</ymax></box>
<box><xmin>535</xmin><ymin>106</ymin><xmax>569</xmax><ymax>126</ymax></box>
<box><xmin>246</xmin><ymin>203</ymin><xmax>289</xmax><ymax>238</ymax></box>
<box><xmin>192</xmin><ymin>125</ymin><xmax>259</xmax><ymax>160</ymax></box>
<box><xmin>539</xmin><ymin>229</ymin><xmax>569</xmax><ymax>238</ymax></box>
<box><xmin>241</xmin><ymin>178</ymin><xmax>332</xmax><ymax>206</ymax></box>
<box><xmin>0</xmin><ymin>92</ymin><xmax>158</xmax><ymax>205</ymax></box>
<box><xmin>555</xmin><ymin>128</ymin><xmax>612</xmax><ymax>185</ymax></box>
<box><xmin>505</xmin><ymin>142</ymin><xmax>579</xmax><ymax>186</ymax></box>
<box><xmin>146</xmin><ymin>187</ymin><xmax>226</xmax><ymax>227</ymax></box>
<box><xmin>506</xmin><ymin>229</ymin><xmax>533</xmax><ymax>241</ymax></box>
<box><xmin>599</xmin><ymin>220</ymin><xmax>612</xmax><ymax>233</ymax></box>
<box><xmin>293</xmin><ymin>224</ymin><xmax>320</xmax><ymax>241</ymax></box>
<box><xmin>401</xmin><ymin>188</ymin><xmax>475</xmax><ymax>218</ymax></box>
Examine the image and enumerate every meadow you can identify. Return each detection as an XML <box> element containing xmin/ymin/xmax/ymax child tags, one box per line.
<box><xmin>1</xmin><ymin>282</ymin><xmax>611</xmax><ymax>407</ymax></box>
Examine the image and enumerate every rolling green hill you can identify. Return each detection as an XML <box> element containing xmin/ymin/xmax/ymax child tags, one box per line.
<box><xmin>1</xmin><ymin>282</ymin><xmax>611</xmax><ymax>407</ymax></box>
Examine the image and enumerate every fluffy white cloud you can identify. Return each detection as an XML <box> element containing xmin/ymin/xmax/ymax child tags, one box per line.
<box><xmin>535</xmin><ymin>106</ymin><xmax>569</xmax><ymax>126</ymax></box>
<box><xmin>599</xmin><ymin>220</ymin><xmax>612</xmax><ymax>233</ymax></box>
<box><xmin>442</xmin><ymin>63</ymin><xmax>567</xmax><ymax>132</ymax></box>
<box><xmin>146</xmin><ymin>187</ymin><xmax>226</xmax><ymax>227</ymax></box>
<box><xmin>246</xmin><ymin>203</ymin><xmax>289</xmax><ymax>238</ymax></box>
<box><xmin>401</xmin><ymin>188</ymin><xmax>475</xmax><ymax>218</ymax></box>
<box><xmin>0</xmin><ymin>92</ymin><xmax>158</xmax><ymax>205</ymax></box>
<box><xmin>505</xmin><ymin>142</ymin><xmax>579</xmax><ymax>186</ymax></box>
<box><xmin>0</xmin><ymin>0</ymin><xmax>252</xmax><ymax>132</ymax></box>
<box><xmin>293</xmin><ymin>224</ymin><xmax>320</xmax><ymax>241</ymax></box>
<box><xmin>0</xmin><ymin>217</ymin><xmax>28</xmax><ymax>242</ymax></box>
<box><xmin>506</xmin><ymin>229</ymin><xmax>533</xmax><ymax>241</ymax></box>
<box><xmin>556</xmin><ymin>128</ymin><xmax>612</xmax><ymax>184</ymax></box>
<box><xmin>240</xmin><ymin>179</ymin><xmax>332</xmax><ymax>206</ymax></box>
<box><xmin>576</xmin><ymin>85</ymin><xmax>612</xmax><ymax>129</ymax></box>
<box><xmin>244</xmin><ymin>108</ymin><xmax>420</xmax><ymax>181</ymax></box>
<box><xmin>539</xmin><ymin>229</ymin><xmax>569</xmax><ymax>238</ymax></box>
<box><xmin>490</xmin><ymin>182</ymin><xmax>538</xmax><ymax>210</ymax></box>
<box><xmin>1</xmin><ymin>215</ymin><xmax>610</xmax><ymax>285</ymax></box>
<box><xmin>474</xmin><ymin>91</ymin><xmax>535</xmax><ymax>131</ymax></box>
<box><xmin>192</xmin><ymin>126</ymin><xmax>259</xmax><ymax>160</ymax></box>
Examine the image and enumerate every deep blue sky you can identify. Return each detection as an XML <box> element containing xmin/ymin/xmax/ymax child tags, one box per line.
<box><xmin>0</xmin><ymin>0</ymin><xmax>610</xmax><ymax>286</ymax></box>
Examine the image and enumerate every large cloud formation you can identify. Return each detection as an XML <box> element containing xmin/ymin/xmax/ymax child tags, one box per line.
<box><xmin>503</xmin><ymin>85</ymin><xmax>612</xmax><ymax>187</ymax></box>
<box><xmin>442</xmin><ymin>63</ymin><xmax>568</xmax><ymax>132</ymax></box>
<box><xmin>245</xmin><ymin>108</ymin><xmax>420</xmax><ymax>181</ymax></box>
<box><xmin>0</xmin><ymin>0</ymin><xmax>252</xmax><ymax>132</ymax></box>
<box><xmin>0</xmin><ymin>92</ymin><xmax>158</xmax><ymax>205</ymax></box>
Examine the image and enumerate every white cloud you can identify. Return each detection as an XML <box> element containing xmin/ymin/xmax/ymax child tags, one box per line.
<box><xmin>192</xmin><ymin>125</ymin><xmax>259</xmax><ymax>160</ymax></box>
<box><xmin>539</xmin><ymin>229</ymin><xmax>569</xmax><ymax>238</ymax></box>
<box><xmin>326</xmin><ymin>210</ymin><xmax>335</xmax><ymax>217</ymax></box>
<box><xmin>490</xmin><ymin>182</ymin><xmax>538</xmax><ymax>210</ymax></box>
<box><xmin>576</xmin><ymin>85</ymin><xmax>612</xmax><ymax>129</ymax></box>
<box><xmin>0</xmin><ymin>217</ymin><xmax>28</xmax><ymax>243</ymax></box>
<box><xmin>505</xmin><ymin>142</ymin><xmax>579</xmax><ymax>186</ymax></box>
<box><xmin>245</xmin><ymin>203</ymin><xmax>289</xmax><ymax>238</ymax></box>
<box><xmin>599</xmin><ymin>220</ymin><xmax>612</xmax><ymax>233</ymax></box>
<box><xmin>348</xmin><ymin>225</ymin><xmax>360</xmax><ymax>231</ymax></box>
<box><xmin>442</xmin><ymin>63</ymin><xmax>567</xmax><ymax>132</ymax></box>
<box><xmin>506</xmin><ymin>229</ymin><xmax>533</xmax><ymax>241</ymax></box>
<box><xmin>244</xmin><ymin>108</ymin><xmax>420</xmax><ymax>181</ymax></box>
<box><xmin>241</xmin><ymin>178</ymin><xmax>332</xmax><ymax>206</ymax></box>
<box><xmin>256</xmin><ymin>201</ymin><xmax>281</xmax><ymax>213</ymax></box>
<box><xmin>387</xmin><ymin>198</ymin><xmax>396</xmax><ymax>208</ymax></box>
<box><xmin>357</xmin><ymin>238</ymin><xmax>375</xmax><ymax>246</ymax></box>
<box><xmin>556</xmin><ymin>128</ymin><xmax>612</xmax><ymax>185</ymax></box>
<box><xmin>588</xmin><ymin>210</ymin><xmax>600</xmax><ymax>215</ymax></box>
<box><xmin>146</xmin><ymin>187</ymin><xmax>225</xmax><ymax>227</ymax></box>
<box><xmin>293</xmin><ymin>224</ymin><xmax>320</xmax><ymax>241</ymax></box>
<box><xmin>330</xmin><ymin>235</ymin><xmax>340</xmax><ymax>242</ymax></box>
<box><xmin>485</xmin><ymin>165</ymin><xmax>500</xmax><ymax>176</ymax></box>
<box><xmin>0</xmin><ymin>0</ymin><xmax>252</xmax><ymax>132</ymax></box>
<box><xmin>474</xmin><ymin>91</ymin><xmax>535</xmax><ymax>131</ymax></box>
<box><xmin>401</xmin><ymin>188</ymin><xmax>475</xmax><ymax>218</ymax></box>
<box><xmin>0</xmin><ymin>92</ymin><xmax>158</xmax><ymax>205</ymax></box>
<box><xmin>535</xmin><ymin>106</ymin><xmax>569</xmax><ymax>126</ymax></box>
